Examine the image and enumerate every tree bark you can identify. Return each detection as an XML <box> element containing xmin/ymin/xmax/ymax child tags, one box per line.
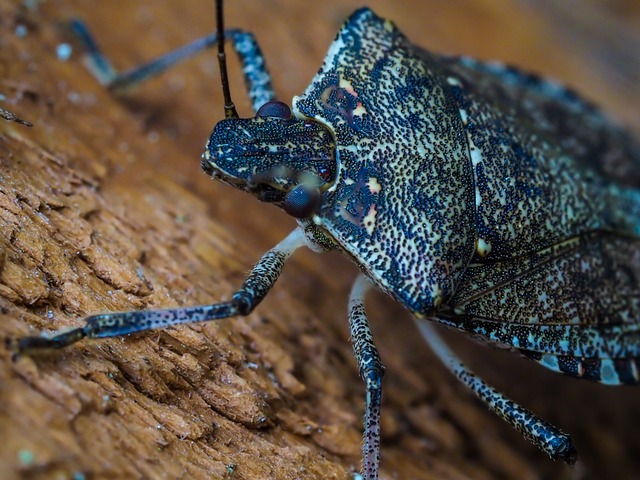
<box><xmin>1</xmin><ymin>1</ymin><xmax>639</xmax><ymax>479</ymax></box>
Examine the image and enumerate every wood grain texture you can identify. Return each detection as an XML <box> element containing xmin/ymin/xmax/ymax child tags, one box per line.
<box><xmin>1</xmin><ymin>1</ymin><xmax>639</xmax><ymax>479</ymax></box>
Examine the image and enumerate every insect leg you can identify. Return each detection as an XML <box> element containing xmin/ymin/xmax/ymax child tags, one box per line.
<box><xmin>67</xmin><ymin>20</ymin><xmax>274</xmax><ymax>111</ymax></box>
<box><xmin>348</xmin><ymin>275</ymin><xmax>384</xmax><ymax>480</ymax></box>
<box><xmin>414</xmin><ymin>319</ymin><xmax>578</xmax><ymax>464</ymax></box>
<box><xmin>1</xmin><ymin>107</ymin><xmax>33</xmax><ymax>127</ymax></box>
<box><xmin>16</xmin><ymin>228</ymin><xmax>306</xmax><ymax>355</ymax></box>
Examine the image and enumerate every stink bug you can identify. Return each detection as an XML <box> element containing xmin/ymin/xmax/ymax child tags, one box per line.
<box><xmin>14</xmin><ymin>1</ymin><xmax>640</xmax><ymax>479</ymax></box>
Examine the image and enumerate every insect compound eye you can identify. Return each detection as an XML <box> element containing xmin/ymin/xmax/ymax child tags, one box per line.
<box><xmin>317</xmin><ymin>166</ymin><xmax>332</xmax><ymax>181</ymax></box>
<box><xmin>256</xmin><ymin>101</ymin><xmax>292</xmax><ymax>119</ymax></box>
<box><xmin>282</xmin><ymin>184</ymin><xmax>320</xmax><ymax>218</ymax></box>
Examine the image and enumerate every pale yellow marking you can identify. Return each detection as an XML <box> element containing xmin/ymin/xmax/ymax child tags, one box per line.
<box><xmin>339</xmin><ymin>77</ymin><xmax>357</xmax><ymax>96</ymax></box>
<box><xmin>431</xmin><ymin>284</ymin><xmax>443</xmax><ymax>308</ymax></box>
<box><xmin>363</xmin><ymin>205</ymin><xmax>377</xmax><ymax>235</ymax></box>
<box><xmin>476</xmin><ymin>238</ymin><xmax>492</xmax><ymax>257</ymax></box>
<box><xmin>339</xmin><ymin>77</ymin><xmax>367</xmax><ymax>118</ymax></box>
<box><xmin>446</xmin><ymin>76</ymin><xmax>462</xmax><ymax>87</ymax></box>
<box><xmin>344</xmin><ymin>178</ymin><xmax>355</xmax><ymax>186</ymax></box>
<box><xmin>459</xmin><ymin>109</ymin><xmax>468</xmax><ymax>125</ymax></box>
<box><xmin>367</xmin><ymin>177</ymin><xmax>382</xmax><ymax>194</ymax></box>
<box><xmin>469</xmin><ymin>143</ymin><xmax>483</xmax><ymax>166</ymax></box>
<box><xmin>352</xmin><ymin>102</ymin><xmax>368</xmax><ymax>117</ymax></box>
<box><xmin>465</xmin><ymin>129</ymin><xmax>495</xmax><ymax>210</ymax></box>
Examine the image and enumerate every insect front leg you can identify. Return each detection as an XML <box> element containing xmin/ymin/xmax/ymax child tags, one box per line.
<box><xmin>67</xmin><ymin>19</ymin><xmax>274</xmax><ymax>112</ymax></box>
<box><xmin>16</xmin><ymin>228</ymin><xmax>306</xmax><ymax>354</ymax></box>
<box><xmin>414</xmin><ymin>319</ymin><xmax>578</xmax><ymax>463</ymax></box>
<box><xmin>348</xmin><ymin>275</ymin><xmax>385</xmax><ymax>480</ymax></box>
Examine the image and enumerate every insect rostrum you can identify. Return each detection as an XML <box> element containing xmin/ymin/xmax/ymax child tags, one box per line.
<box><xmin>16</xmin><ymin>5</ymin><xmax>640</xmax><ymax>479</ymax></box>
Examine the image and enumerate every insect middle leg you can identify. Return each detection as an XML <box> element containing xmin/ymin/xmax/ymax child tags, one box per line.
<box><xmin>348</xmin><ymin>275</ymin><xmax>385</xmax><ymax>480</ymax></box>
<box><xmin>67</xmin><ymin>19</ymin><xmax>274</xmax><ymax>112</ymax></box>
<box><xmin>414</xmin><ymin>319</ymin><xmax>578</xmax><ymax>463</ymax></box>
<box><xmin>16</xmin><ymin>228</ymin><xmax>306</xmax><ymax>354</ymax></box>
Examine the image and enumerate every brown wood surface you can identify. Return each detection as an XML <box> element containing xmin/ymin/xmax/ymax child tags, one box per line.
<box><xmin>1</xmin><ymin>1</ymin><xmax>639</xmax><ymax>479</ymax></box>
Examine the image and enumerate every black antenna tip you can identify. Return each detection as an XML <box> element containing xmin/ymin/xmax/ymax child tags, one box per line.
<box><xmin>216</xmin><ymin>0</ymin><xmax>238</xmax><ymax>118</ymax></box>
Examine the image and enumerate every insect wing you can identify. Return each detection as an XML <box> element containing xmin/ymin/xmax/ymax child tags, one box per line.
<box><xmin>432</xmin><ymin>55</ymin><xmax>640</xmax><ymax>261</ymax></box>
<box><xmin>427</xmin><ymin>55</ymin><xmax>640</xmax><ymax>384</ymax></box>
<box><xmin>437</xmin><ymin>55</ymin><xmax>640</xmax><ymax>188</ymax></box>
<box><xmin>438</xmin><ymin>231</ymin><xmax>640</xmax><ymax>384</ymax></box>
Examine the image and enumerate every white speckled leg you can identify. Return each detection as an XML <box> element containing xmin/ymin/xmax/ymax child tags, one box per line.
<box><xmin>16</xmin><ymin>229</ymin><xmax>306</xmax><ymax>354</ymax></box>
<box><xmin>67</xmin><ymin>20</ymin><xmax>274</xmax><ymax>111</ymax></box>
<box><xmin>415</xmin><ymin>319</ymin><xmax>577</xmax><ymax>463</ymax></box>
<box><xmin>348</xmin><ymin>275</ymin><xmax>384</xmax><ymax>480</ymax></box>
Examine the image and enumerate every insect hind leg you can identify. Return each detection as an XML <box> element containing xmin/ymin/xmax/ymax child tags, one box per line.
<box><xmin>66</xmin><ymin>19</ymin><xmax>274</xmax><ymax>112</ymax></box>
<box><xmin>348</xmin><ymin>275</ymin><xmax>384</xmax><ymax>480</ymax></box>
<box><xmin>415</xmin><ymin>319</ymin><xmax>578</xmax><ymax>464</ymax></box>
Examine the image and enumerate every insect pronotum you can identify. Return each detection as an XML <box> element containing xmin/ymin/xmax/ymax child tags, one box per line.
<box><xmin>15</xmin><ymin>1</ymin><xmax>640</xmax><ymax>478</ymax></box>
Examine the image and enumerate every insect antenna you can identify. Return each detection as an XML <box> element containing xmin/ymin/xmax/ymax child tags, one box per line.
<box><xmin>216</xmin><ymin>0</ymin><xmax>238</xmax><ymax>118</ymax></box>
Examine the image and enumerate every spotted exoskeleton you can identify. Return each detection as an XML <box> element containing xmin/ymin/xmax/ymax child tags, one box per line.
<box><xmin>17</xmin><ymin>2</ymin><xmax>640</xmax><ymax>479</ymax></box>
